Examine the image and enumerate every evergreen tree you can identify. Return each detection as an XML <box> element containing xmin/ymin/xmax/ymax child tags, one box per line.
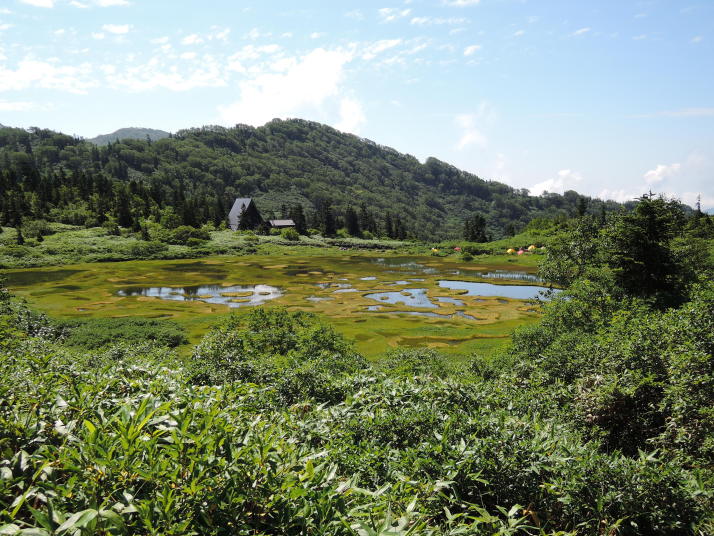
<box><xmin>463</xmin><ymin>214</ymin><xmax>487</xmax><ymax>242</ymax></box>
<box><xmin>288</xmin><ymin>204</ymin><xmax>307</xmax><ymax>235</ymax></box>
<box><xmin>345</xmin><ymin>206</ymin><xmax>361</xmax><ymax>237</ymax></box>
<box><xmin>384</xmin><ymin>212</ymin><xmax>394</xmax><ymax>239</ymax></box>
<box><xmin>603</xmin><ymin>194</ymin><xmax>691</xmax><ymax>308</ymax></box>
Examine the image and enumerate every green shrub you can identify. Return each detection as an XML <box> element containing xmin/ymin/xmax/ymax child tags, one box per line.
<box><xmin>59</xmin><ymin>317</ymin><xmax>188</xmax><ymax>349</ymax></box>
<box><xmin>21</xmin><ymin>219</ymin><xmax>52</xmax><ymax>239</ymax></box>
<box><xmin>280</xmin><ymin>227</ymin><xmax>300</xmax><ymax>241</ymax></box>
<box><xmin>379</xmin><ymin>347</ymin><xmax>449</xmax><ymax>377</ymax></box>
<box><xmin>190</xmin><ymin>307</ymin><xmax>366</xmax><ymax>397</ymax></box>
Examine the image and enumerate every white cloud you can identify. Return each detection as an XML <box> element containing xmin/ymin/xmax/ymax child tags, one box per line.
<box><xmin>69</xmin><ymin>1</ymin><xmax>89</xmax><ymax>7</ymax></box>
<box><xmin>443</xmin><ymin>0</ymin><xmax>480</xmax><ymax>6</ymax></box>
<box><xmin>513</xmin><ymin>30</ymin><xmax>525</xmax><ymax>37</ymax></box>
<box><xmin>690</xmin><ymin>36</ymin><xmax>703</xmax><ymax>44</ymax></box>
<box><xmin>219</xmin><ymin>47</ymin><xmax>353</xmax><ymax>127</ymax></box>
<box><xmin>210</xmin><ymin>27</ymin><xmax>230</xmax><ymax>41</ymax></box>
<box><xmin>455</xmin><ymin>114</ymin><xmax>487</xmax><ymax>149</ymax></box>
<box><xmin>104</xmin><ymin>55</ymin><xmax>226</xmax><ymax>92</ymax></box>
<box><xmin>571</xmin><ymin>27</ymin><xmax>591</xmax><ymax>37</ymax></box>
<box><xmin>644</xmin><ymin>163</ymin><xmax>681</xmax><ymax>184</ymax></box>
<box><xmin>102</xmin><ymin>24</ymin><xmax>130</xmax><ymax>34</ymax></box>
<box><xmin>0</xmin><ymin>24</ymin><xmax>13</xmax><ymax>31</ymax></box>
<box><xmin>180</xmin><ymin>52</ymin><xmax>197</xmax><ymax>60</ymax></box>
<box><xmin>633</xmin><ymin>34</ymin><xmax>647</xmax><ymax>40</ymax></box>
<box><xmin>310</xmin><ymin>32</ymin><xmax>324</xmax><ymax>39</ymax></box>
<box><xmin>181</xmin><ymin>33</ymin><xmax>203</xmax><ymax>45</ymax></box>
<box><xmin>335</xmin><ymin>97</ymin><xmax>366</xmax><ymax>133</ymax></box>
<box><xmin>0</xmin><ymin>100</ymin><xmax>37</xmax><ymax>111</ymax></box>
<box><xmin>150</xmin><ymin>36</ymin><xmax>169</xmax><ymax>44</ymax></box>
<box><xmin>410</xmin><ymin>16</ymin><xmax>467</xmax><ymax>25</ymax></box>
<box><xmin>362</xmin><ymin>39</ymin><xmax>402</xmax><ymax>60</ymax></box>
<box><xmin>530</xmin><ymin>169</ymin><xmax>583</xmax><ymax>195</ymax></box>
<box><xmin>0</xmin><ymin>59</ymin><xmax>96</xmax><ymax>94</ymax></box>
<box><xmin>378</xmin><ymin>8</ymin><xmax>411</xmax><ymax>23</ymax></box>
<box><xmin>463</xmin><ymin>44</ymin><xmax>481</xmax><ymax>56</ymax></box>
<box><xmin>19</xmin><ymin>0</ymin><xmax>54</xmax><ymax>7</ymax></box>
<box><xmin>91</xmin><ymin>32</ymin><xmax>105</xmax><ymax>39</ymax></box>
<box><xmin>598</xmin><ymin>188</ymin><xmax>644</xmax><ymax>203</ymax></box>
<box><xmin>244</xmin><ymin>27</ymin><xmax>272</xmax><ymax>40</ymax></box>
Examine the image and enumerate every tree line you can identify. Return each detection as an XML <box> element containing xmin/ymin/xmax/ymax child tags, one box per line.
<box><xmin>0</xmin><ymin>121</ymin><xmax>631</xmax><ymax>241</ymax></box>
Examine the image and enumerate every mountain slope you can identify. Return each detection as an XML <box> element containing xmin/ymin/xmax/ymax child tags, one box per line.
<box><xmin>0</xmin><ymin>119</ymin><xmax>624</xmax><ymax>240</ymax></box>
<box><xmin>88</xmin><ymin>127</ymin><xmax>170</xmax><ymax>145</ymax></box>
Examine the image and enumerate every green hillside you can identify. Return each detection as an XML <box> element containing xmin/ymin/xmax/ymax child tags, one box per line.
<box><xmin>1</xmin><ymin>120</ymin><xmax>625</xmax><ymax>240</ymax></box>
<box><xmin>87</xmin><ymin>127</ymin><xmax>170</xmax><ymax>146</ymax></box>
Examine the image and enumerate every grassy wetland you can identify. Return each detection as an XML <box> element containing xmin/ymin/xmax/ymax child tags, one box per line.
<box><xmin>3</xmin><ymin>250</ymin><xmax>547</xmax><ymax>360</ymax></box>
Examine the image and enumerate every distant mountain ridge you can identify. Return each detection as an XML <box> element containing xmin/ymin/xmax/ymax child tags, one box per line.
<box><xmin>88</xmin><ymin>127</ymin><xmax>170</xmax><ymax>145</ymax></box>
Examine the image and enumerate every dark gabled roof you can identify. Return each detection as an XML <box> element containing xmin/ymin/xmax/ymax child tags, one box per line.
<box><xmin>269</xmin><ymin>219</ymin><xmax>296</xmax><ymax>227</ymax></box>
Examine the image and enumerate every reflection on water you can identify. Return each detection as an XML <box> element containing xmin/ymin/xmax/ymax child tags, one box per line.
<box><xmin>117</xmin><ymin>284</ymin><xmax>282</xmax><ymax>307</ymax></box>
<box><xmin>438</xmin><ymin>280</ymin><xmax>555</xmax><ymax>300</ymax></box>
<box><xmin>363</xmin><ymin>289</ymin><xmax>437</xmax><ymax>308</ymax></box>
<box><xmin>371</xmin><ymin>258</ymin><xmax>439</xmax><ymax>274</ymax></box>
<box><xmin>474</xmin><ymin>270</ymin><xmax>543</xmax><ymax>283</ymax></box>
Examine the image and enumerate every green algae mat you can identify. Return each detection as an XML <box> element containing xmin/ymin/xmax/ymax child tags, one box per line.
<box><xmin>3</xmin><ymin>253</ymin><xmax>547</xmax><ymax>360</ymax></box>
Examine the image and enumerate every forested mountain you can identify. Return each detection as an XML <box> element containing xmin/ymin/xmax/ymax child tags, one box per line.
<box><xmin>1</xmin><ymin>119</ymin><xmax>627</xmax><ymax>240</ymax></box>
<box><xmin>88</xmin><ymin>127</ymin><xmax>170</xmax><ymax>146</ymax></box>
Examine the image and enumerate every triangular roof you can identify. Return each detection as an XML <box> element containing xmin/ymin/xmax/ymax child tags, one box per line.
<box><xmin>228</xmin><ymin>198</ymin><xmax>254</xmax><ymax>229</ymax></box>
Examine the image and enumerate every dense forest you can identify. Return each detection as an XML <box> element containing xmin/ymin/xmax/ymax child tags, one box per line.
<box><xmin>0</xmin><ymin>120</ymin><xmax>628</xmax><ymax>240</ymax></box>
<box><xmin>1</xmin><ymin>195</ymin><xmax>713</xmax><ymax>534</ymax></box>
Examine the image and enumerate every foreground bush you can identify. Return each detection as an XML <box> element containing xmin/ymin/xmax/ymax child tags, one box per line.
<box><xmin>1</xmin><ymin>287</ymin><xmax>712</xmax><ymax>534</ymax></box>
<box><xmin>59</xmin><ymin>317</ymin><xmax>188</xmax><ymax>349</ymax></box>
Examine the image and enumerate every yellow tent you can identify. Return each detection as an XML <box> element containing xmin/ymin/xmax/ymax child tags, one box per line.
<box><xmin>506</xmin><ymin>248</ymin><xmax>515</xmax><ymax>254</ymax></box>
<box><xmin>528</xmin><ymin>245</ymin><xmax>537</xmax><ymax>251</ymax></box>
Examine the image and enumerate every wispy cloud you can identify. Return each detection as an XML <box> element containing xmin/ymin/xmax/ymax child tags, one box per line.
<box><xmin>455</xmin><ymin>113</ymin><xmax>487</xmax><ymax>149</ymax></box>
<box><xmin>571</xmin><ymin>27</ymin><xmax>591</xmax><ymax>37</ymax></box>
<box><xmin>19</xmin><ymin>0</ymin><xmax>54</xmax><ymax>7</ymax></box>
<box><xmin>345</xmin><ymin>9</ymin><xmax>364</xmax><ymax>21</ymax></box>
<box><xmin>361</xmin><ymin>39</ymin><xmax>402</xmax><ymax>60</ymax></box>
<box><xmin>690</xmin><ymin>35</ymin><xmax>703</xmax><ymax>44</ymax></box>
<box><xmin>181</xmin><ymin>33</ymin><xmax>203</xmax><ymax>45</ymax></box>
<box><xmin>463</xmin><ymin>44</ymin><xmax>481</xmax><ymax>56</ymax></box>
<box><xmin>0</xmin><ymin>99</ymin><xmax>39</xmax><ymax>111</ymax></box>
<box><xmin>377</xmin><ymin>7</ymin><xmax>411</xmax><ymax>23</ymax></box>
<box><xmin>410</xmin><ymin>16</ymin><xmax>467</xmax><ymax>25</ymax></box>
<box><xmin>102</xmin><ymin>23</ymin><xmax>130</xmax><ymax>34</ymax></box>
<box><xmin>443</xmin><ymin>0</ymin><xmax>480</xmax><ymax>6</ymax></box>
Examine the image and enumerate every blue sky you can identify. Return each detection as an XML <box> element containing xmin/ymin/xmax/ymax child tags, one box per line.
<box><xmin>1</xmin><ymin>0</ymin><xmax>712</xmax><ymax>208</ymax></box>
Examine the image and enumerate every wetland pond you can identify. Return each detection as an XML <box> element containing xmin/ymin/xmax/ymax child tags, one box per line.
<box><xmin>3</xmin><ymin>254</ymin><xmax>556</xmax><ymax>357</ymax></box>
